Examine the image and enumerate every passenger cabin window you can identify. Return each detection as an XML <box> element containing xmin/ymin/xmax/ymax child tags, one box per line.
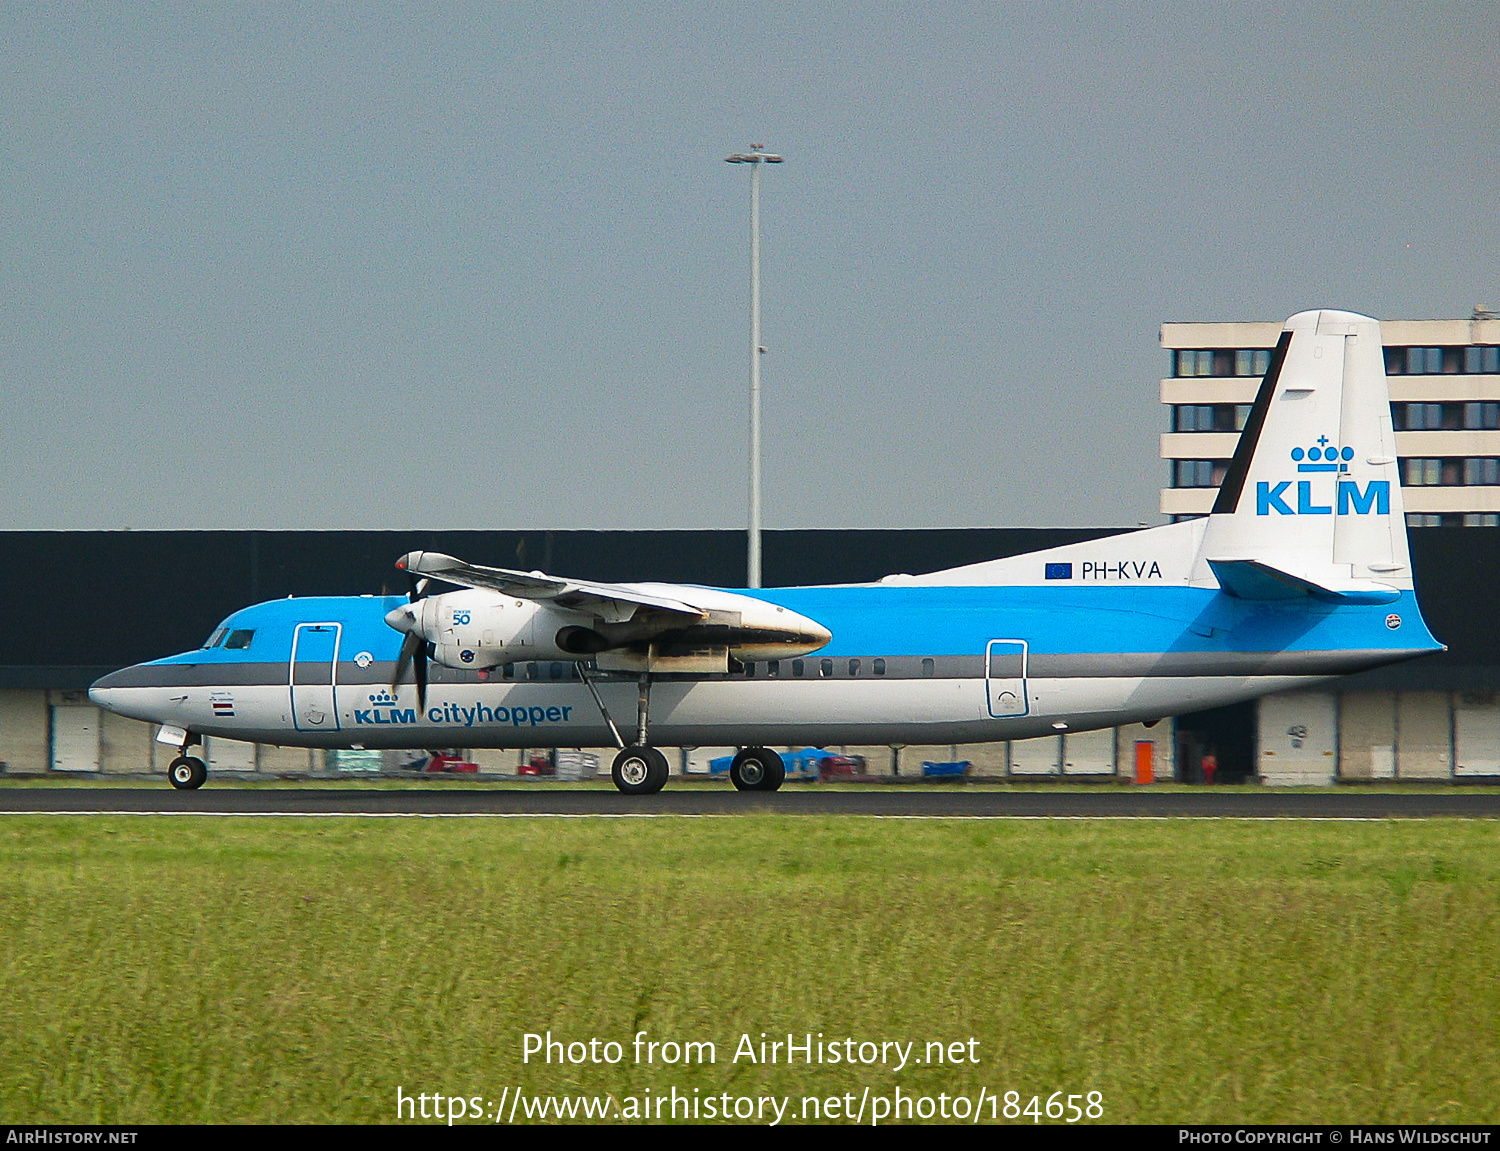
<box><xmin>222</xmin><ymin>629</ymin><xmax>255</xmax><ymax>650</ymax></box>
<box><xmin>848</xmin><ymin>658</ymin><xmax>861</xmax><ymax>676</ymax></box>
<box><xmin>873</xmin><ymin>658</ymin><xmax>886</xmax><ymax>676</ymax></box>
<box><xmin>767</xmin><ymin>660</ymin><xmax>780</xmax><ymax>678</ymax></box>
<box><xmin>922</xmin><ymin>658</ymin><xmax>935</xmax><ymax>677</ymax></box>
<box><xmin>792</xmin><ymin>659</ymin><xmax>804</xmax><ymax>677</ymax></box>
<box><xmin>820</xmin><ymin>658</ymin><xmax>833</xmax><ymax>678</ymax></box>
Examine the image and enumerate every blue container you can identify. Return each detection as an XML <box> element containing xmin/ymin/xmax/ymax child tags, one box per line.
<box><xmin>921</xmin><ymin>760</ymin><xmax>971</xmax><ymax>777</ymax></box>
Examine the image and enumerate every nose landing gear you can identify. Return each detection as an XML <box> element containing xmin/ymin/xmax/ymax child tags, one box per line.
<box><xmin>167</xmin><ymin>755</ymin><xmax>208</xmax><ymax>790</ymax></box>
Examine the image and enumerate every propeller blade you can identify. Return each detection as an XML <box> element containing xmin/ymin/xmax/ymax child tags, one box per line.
<box><xmin>392</xmin><ymin>630</ymin><xmax>420</xmax><ymax>691</ymax></box>
<box><xmin>389</xmin><ymin>558</ymin><xmax>431</xmax><ymax>710</ymax></box>
<box><xmin>414</xmin><ymin>640</ymin><xmax>428</xmax><ymax>712</ymax></box>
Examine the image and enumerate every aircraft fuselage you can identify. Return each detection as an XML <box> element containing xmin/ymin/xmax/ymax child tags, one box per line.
<box><xmin>89</xmin><ymin>582</ymin><xmax>1436</xmax><ymax>751</ymax></box>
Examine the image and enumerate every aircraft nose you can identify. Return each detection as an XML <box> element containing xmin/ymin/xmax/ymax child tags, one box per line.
<box><xmin>88</xmin><ymin>667</ymin><xmax>133</xmax><ymax>714</ymax></box>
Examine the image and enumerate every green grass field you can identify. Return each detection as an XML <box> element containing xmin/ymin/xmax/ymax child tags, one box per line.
<box><xmin>2</xmin><ymin>814</ymin><xmax>1496</xmax><ymax>1124</ymax></box>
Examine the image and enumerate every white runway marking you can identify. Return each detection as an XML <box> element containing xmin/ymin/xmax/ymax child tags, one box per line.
<box><xmin>0</xmin><ymin>810</ymin><xmax>1404</xmax><ymax>821</ymax></box>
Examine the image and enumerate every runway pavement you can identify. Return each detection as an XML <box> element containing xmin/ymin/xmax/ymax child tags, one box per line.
<box><xmin>1</xmin><ymin>785</ymin><xmax>1498</xmax><ymax>818</ymax></box>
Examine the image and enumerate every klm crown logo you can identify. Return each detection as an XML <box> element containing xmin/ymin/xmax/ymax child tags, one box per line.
<box><xmin>1291</xmin><ymin>436</ymin><xmax>1354</xmax><ymax>473</ymax></box>
<box><xmin>1256</xmin><ymin>435</ymin><xmax>1389</xmax><ymax>517</ymax></box>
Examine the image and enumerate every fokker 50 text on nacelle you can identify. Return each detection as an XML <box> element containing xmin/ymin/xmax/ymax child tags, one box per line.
<box><xmin>92</xmin><ymin>310</ymin><xmax>1442</xmax><ymax>792</ymax></box>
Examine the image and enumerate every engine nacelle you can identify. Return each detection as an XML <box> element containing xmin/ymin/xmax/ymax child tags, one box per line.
<box><xmin>385</xmin><ymin>584</ymin><xmax>832</xmax><ymax>674</ymax></box>
<box><xmin>393</xmin><ymin>589</ymin><xmax>589</xmax><ymax>669</ymax></box>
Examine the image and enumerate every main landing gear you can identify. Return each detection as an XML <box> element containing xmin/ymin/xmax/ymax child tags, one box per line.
<box><xmin>611</xmin><ymin>745</ymin><xmax>670</xmax><ymax>795</ymax></box>
<box><xmin>579</xmin><ymin>667</ymin><xmax>784</xmax><ymax>796</ymax></box>
<box><xmin>728</xmin><ymin>747</ymin><xmax>785</xmax><ymax>792</ymax></box>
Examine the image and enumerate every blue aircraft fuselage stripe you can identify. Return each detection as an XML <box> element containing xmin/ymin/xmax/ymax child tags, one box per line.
<box><xmin>143</xmin><ymin>586</ymin><xmax>1440</xmax><ymax>670</ymax></box>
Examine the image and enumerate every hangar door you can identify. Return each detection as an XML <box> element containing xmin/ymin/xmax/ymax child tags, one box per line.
<box><xmin>1456</xmin><ymin>701</ymin><xmax>1500</xmax><ymax>776</ymax></box>
<box><xmin>51</xmin><ymin>705</ymin><xmax>100</xmax><ymax>772</ymax></box>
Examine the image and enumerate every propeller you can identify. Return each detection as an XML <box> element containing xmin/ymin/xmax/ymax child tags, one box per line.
<box><xmin>387</xmin><ymin>568</ymin><xmax>432</xmax><ymax>711</ymax></box>
<box><xmin>391</xmin><ymin>631</ymin><xmax>429</xmax><ymax>712</ymax></box>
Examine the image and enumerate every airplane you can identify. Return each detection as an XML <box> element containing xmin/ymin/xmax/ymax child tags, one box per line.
<box><xmin>90</xmin><ymin>309</ymin><xmax>1442</xmax><ymax>793</ymax></box>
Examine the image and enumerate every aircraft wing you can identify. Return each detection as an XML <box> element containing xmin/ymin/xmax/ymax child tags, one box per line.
<box><xmin>394</xmin><ymin>551</ymin><xmax>707</xmax><ymax>621</ymax></box>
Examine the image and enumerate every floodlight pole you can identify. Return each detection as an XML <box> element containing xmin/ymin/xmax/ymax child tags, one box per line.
<box><xmin>725</xmin><ymin>144</ymin><xmax>783</xmax><ymax>588</ymax></box>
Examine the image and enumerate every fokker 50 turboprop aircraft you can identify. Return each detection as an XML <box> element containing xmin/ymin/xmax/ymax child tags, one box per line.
<box><xmin>92</xmin><ymin>310</ymin><xmax>1442</xmax><ymax>793</ymax></box>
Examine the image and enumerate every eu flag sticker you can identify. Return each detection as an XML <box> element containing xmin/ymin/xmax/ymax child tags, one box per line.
<box><xmin>1045</xmin><ymin>563</ymin><xmax>1073</xmax><ymax>580</ymax></box>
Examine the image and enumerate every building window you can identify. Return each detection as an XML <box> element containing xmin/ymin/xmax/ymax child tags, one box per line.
<box><xmin>1173</xmin><ymin>404</ymin><xmax>1250</xmax><ymax>432</ymax></box>
<box><xmin>1404</xmin><ymin>458</ymin><xmax>1445</xmax><ymax>485</ymax></box>
<box><xmin>1173</xmin><ymin>349</ymin><xmax>1234</xmax><ymax>377</ymax></box>
<box><xmin>1387</xmin><ymin>347</ymin><xmax>1466</xmax><ymax>375</ymax></box>
<box><xmin>1465</xmin><ymin>347</ymin><xmax>1500</xmax><ymax>374</ymax></box>
<box><xmin>1393</xmin><ymin>402</ymin><xmax>1459</xmax><ymax>430</ymax></box>
<box><xmin>1410</xmin><ymin>347</ymin><xmax>1444</xmax><ymax>375</ymax></box>
<box><xmin>1464</xmin><ymin>403</ymin><xmax>1500</xmax><ymax>430</ymax></box>
<box><xmin>1175</xmin><ymin>404</ymin><xmax>1212</xmax><ymax>431</ymax></box>
<box><xmin>1465</xmin><ymin>514</ymin><xmax>1500</xmax><ymax>527</ymax></box>
<box><xmin>1403</xmin><ymin>458</ymin><xmax>1483</xmax><ymax>486</ymax></box>
<box><xmin>1464</xmin><ymin>458</ymin><xmax>1500</xmax><ymax>485</ymax></box>
<box><xmin>1172</xmin><ymin>459</ymin><xmax>1226</xmax><ymax>488</ymax></box>
<box><xmin>1234</xmin><ymin>349</ymin><xmax>1272</xmax><ymax>376</ymax></box>
<box><xmin>1406</xmin><ymin>514</ymin><xmax>1445</xmax><ymax>527</ymax></box>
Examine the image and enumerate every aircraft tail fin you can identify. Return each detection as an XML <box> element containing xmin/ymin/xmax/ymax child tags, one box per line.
<box><xmin>1194</xmin><ymin>309</ymin><xmax>1412</xmax><ymax>595</ymax></box>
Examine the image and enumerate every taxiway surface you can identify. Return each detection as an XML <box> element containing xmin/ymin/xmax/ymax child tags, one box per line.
<box><xmin>1</xmin><ymin>787</ymin><xmax>1497</xmax><ymax>818</ymax></box>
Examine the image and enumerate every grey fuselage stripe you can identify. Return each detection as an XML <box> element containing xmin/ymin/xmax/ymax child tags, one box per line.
<box><xmin>91</xmin><ymin>647</ymin><xmax>1425</xmax><ymax>690</ymax></box>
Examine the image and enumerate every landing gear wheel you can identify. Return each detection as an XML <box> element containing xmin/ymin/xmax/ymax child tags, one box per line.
<box><xmin>167</xmin><ymin>755</ymin><xmax>208</xmax><ymax>790</ymax></box>
<box><xmin>611</xmin><ymin>745</ymin><xmax>669</xmax><ymax>795</ymax></box>
<box><xmin>730</xmin><ymin>747</ymin><xmax>785</xmax><ymax>792</ymax></box>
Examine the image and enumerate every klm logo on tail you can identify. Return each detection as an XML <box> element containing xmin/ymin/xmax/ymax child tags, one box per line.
<box><xmin>1256</xmin><ymin>438</ymin><xmax>1390</xmax><ymax>516</ymax></box>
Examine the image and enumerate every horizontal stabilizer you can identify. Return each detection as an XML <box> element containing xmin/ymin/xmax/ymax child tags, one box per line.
<box><xmin>1207</xmin><ymin>558</ymin><xmax>1400</xmax><ymax>605</ymax></box>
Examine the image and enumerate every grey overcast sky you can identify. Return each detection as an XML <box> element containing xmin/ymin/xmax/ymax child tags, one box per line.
<box><xmin>2</xmin><ymin>2</ymin><xmax>1496</xmax><ymax>531</ymax></box>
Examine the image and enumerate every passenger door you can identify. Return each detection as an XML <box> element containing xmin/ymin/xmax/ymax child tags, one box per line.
<box><xmin>985</xmin><ymin>639</ymin><xmax>1029</xmax><ymax>718</ymax></box>
<box><xmin>290</xmin><ymin>623</ymin><xmax>342</xmax><ymax>733</ymax></box>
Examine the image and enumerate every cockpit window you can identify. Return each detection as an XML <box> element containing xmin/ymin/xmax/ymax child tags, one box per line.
<box><xmin>223</xmin><ymin>629</ymin><xmax>256</xmax><ymax>650</ymax></box>
<box><xmin>202</xmin><ymin>628</ymin><xmax>228</xmax><ymax>649</ymax></box>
